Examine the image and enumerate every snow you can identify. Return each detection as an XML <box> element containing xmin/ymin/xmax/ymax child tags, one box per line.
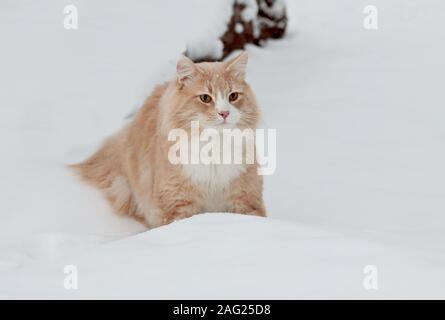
<box><xmin>185</xmin><ymin>38</ymin><xmax>224</xmax><ymax>61</ymax></box>
<box><xmin>235</xmin><ymin>23</ymin><xmax>244</xmax><ymax>34</ymax></box>
<box><xmin>1</xmin><ymin>0</ymin><xmax>445</xmax><ymax>299</ymax></box>
<box><xmin>2</xmin><ymin>213</ymin><xmax>443</xmax><ymax>299</ymax></box>
<box><xmin>238</xmin><ymin>0</ymin><xmax>259</xmax><ymax>22</ymax></box>
<box><xmin>184</xmin><ymin>0</ymin><xmax>232</xmax><ymax>61</ymax></box>
<box><xmin>258</xmin><ymin>0</ymin><xmax>286</xmax><ymax>19</ymax></box>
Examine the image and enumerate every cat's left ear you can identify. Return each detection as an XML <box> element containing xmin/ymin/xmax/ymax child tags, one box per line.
<box><xmin>176</xmin><ymin>55</ymin><xmax>196</xmax><ymax>85</ymax></box>
<box><xmin>225</xmin><ymin>51</ymin><xmax>248</xmax><ymax>79</ymax></box>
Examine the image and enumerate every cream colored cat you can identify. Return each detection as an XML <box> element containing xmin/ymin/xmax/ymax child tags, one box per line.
<box><xmin>72</xmin><ymin>52</ymin><xmax>266</xmax><ymax>228</ymax></box>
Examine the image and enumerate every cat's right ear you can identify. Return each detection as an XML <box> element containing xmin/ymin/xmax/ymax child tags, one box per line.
<box><xmin>176</xmin><ymin>56</ymin><xmax>196</xmax><ymax>86</ymax></box>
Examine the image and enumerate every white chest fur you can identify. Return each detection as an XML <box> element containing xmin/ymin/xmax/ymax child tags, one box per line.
<box><xmin>180</xmin><ymin>133</ymin><xmax>248</xmax><ymax>211</ymax></box>
<box><xmin>182</xmin><ymin>162</ymin><xmax>245</xmax><ymax>186</ymax></box>
<box><xmin>182</xmin><ymin>162</ymin><xmax>245</xmax><ymax>212</ymax></box>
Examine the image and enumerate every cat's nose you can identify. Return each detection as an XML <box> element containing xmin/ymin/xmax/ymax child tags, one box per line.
<box><xmin>218</xmin><ymin>110</ymin><xmax>230</xmax><ymax>120</ymax></box>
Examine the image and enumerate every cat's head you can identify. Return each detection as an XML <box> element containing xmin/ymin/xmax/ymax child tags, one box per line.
<box><xmin>171</xmin><ymin>52</ymin><xmax>260</xmax><ymax>130</ymax></box>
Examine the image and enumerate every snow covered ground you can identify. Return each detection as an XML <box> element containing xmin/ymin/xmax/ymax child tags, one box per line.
<box><xmin>1</xmin><ymin>0</ymin><xmax>445</xmax><ymax>299</ymax></box>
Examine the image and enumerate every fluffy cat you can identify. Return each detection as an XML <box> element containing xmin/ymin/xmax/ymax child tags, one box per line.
<box><xmin>72</xmin><ymin>52</ymin><xmax>266</xmax><ymax>228</ymax></box>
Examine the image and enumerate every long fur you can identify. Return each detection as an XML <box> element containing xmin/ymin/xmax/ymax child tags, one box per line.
<box><xmin>72</xmin><ymin>53</ymin><xmax>266</xmax><ymax>228</ymax></box>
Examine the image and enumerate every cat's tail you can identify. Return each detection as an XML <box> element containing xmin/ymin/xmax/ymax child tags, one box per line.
<box><xmin>69</xmin><ymin>131</ymin><xmax>140</xmax><ymax>219</ymax></box>
<box><xmin>69</xmin><ymin>135</ymin><xmax>120</xmax><ymax>190</ymax></box>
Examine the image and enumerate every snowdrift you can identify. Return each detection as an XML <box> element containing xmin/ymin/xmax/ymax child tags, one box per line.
<box><xmin>1</xmin><ymin>213</ymin><xmax>443</xmax><ymax>299</ymax></box>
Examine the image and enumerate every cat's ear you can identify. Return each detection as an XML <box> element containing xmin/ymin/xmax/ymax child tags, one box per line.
<box><xmin>225</xmin><ymin>51</ymin><xmax>248</xmax><ymax>79</ymax></box>
<box><xmin>176</xmin><ymin>55</ymin><xmax>196</xmax><ymax>85</ymax></box>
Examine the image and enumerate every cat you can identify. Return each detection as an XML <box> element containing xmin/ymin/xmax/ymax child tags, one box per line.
<box><xmin>72</xmin><ymin>52</ymin><xmax>266</xmax><ymax>228</ymax></box>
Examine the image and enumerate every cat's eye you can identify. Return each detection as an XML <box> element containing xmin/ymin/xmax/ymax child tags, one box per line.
<box><xmin>229</xmin><ymin>92</ymin><xmax>239</xmax><ymax>102</ymax></box>
<box><xmin>199</xmin><ymin>94</ymin><xmax>212</xmax><ymax>104</ymax></box>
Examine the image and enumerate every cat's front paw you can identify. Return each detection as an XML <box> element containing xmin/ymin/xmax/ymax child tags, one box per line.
<box><xmin>240</xmin><ymin>210</ymin><xmax>266</xmax><ymax>218</ymax></box>
<box><xmin>145</xmin><ymin>209</ymin><xmax>195</xmax><ymax>229</ymax></box>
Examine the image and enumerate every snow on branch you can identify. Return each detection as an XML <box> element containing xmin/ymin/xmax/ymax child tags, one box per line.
<box><xmin>186</xmin><ymin>0</ymin><xmax>288</xmax><ymax>62</ymax></box>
